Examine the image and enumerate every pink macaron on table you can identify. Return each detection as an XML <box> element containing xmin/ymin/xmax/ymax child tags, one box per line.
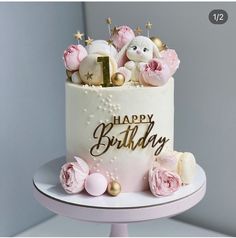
<box><xmin>33</xmin><ymin>157</ymin><xmax>206</xmax><ymax>237</ymax></box>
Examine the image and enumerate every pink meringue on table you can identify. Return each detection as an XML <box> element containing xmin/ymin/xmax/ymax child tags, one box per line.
<box><xmin>111</xmin><ymin>25</ymin><xmax>135</xmax><ymax>51</ymax></box>
<box><xmin>63</xmin><ymin>44</ymin><xmax>88</xmax><ymax>71</ymax></box>
<box><xmin>59</xmin><ymin>156</ymin><xmax>89</xmax><ymax>194</ymax></box>
<box><xmin>139</xmin><ymin>58</ymin><xmax>171</xmax><ymax>87</ymax></box>
<box><xmin>160</xmin><ymin>49</ymin><xmax>180</xmax><ymax>76</ymax></box>
<box><xmin>149</xmin><ymin>167</ymin><xmax>182</xmax><ymax>197</ymax></box>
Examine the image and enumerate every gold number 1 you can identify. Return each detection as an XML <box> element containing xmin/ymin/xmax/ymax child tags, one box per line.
<box><xmin>97</xmin><ymin>56</ymin><xmax>110</xmax><ymax>87</ymax></box>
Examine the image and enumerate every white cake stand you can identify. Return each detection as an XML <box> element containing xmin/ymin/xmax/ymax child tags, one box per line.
<box><xmin>33</xmin><ymin>157</ymin><xmax>206</xmax><ymax>237</ymax></box>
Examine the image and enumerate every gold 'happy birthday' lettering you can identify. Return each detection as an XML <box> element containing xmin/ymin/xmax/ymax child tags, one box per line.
<box><xmin>90</xmin><ymin>114</ymin><xmax>170</xmax><ymax>157</ymax></box>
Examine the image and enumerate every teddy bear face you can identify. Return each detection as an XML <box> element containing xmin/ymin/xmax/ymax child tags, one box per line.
<box><xmin>126</xmin><ymin>37</ymin><xmax>153</xmax><ymax>63</ymax></box>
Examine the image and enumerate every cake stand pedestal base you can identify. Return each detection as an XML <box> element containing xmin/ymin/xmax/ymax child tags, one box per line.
<box><xmin>33</xmin><ymin>157</ymin><xmax>206</xmax><ymax>237</ymax></box>
<box><xmin>110</xmin><ymin>224</ymin><xmax>128</xmax><ymax>237</ymax></box>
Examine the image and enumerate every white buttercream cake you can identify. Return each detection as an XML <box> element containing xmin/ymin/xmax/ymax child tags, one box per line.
<box><xmin>66</xmin><ymin>78</ymin><xmax>174</xmax><ymax>192</ymax></box>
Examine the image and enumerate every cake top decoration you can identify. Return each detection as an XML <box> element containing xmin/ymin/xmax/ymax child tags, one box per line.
<box><xmin>63</xmin><ymin>18</ymin><xmax>180</xmax><ymax>88</ymax></box>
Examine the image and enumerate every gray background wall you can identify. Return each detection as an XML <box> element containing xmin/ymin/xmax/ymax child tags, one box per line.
<box><xmin>1</xmin><ymin>2</ymin><xmax>236</xmax><ymax>237</ymax></box>
<box><xmin>0</xmin><ymin>3</ymin><xmax>85</xmax><ymax>236</ymax></box>
<box><xmin>84</xmin><ymin>2</ymin><xmax>236</xmax><ymax>236</ymax></box>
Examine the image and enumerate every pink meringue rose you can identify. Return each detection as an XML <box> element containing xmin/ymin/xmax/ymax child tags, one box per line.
<box><xmin>161</xmin><ymin>49</ymin><xmax>180</xmax><ymax>76</ymax></box>
<box><xmin>63</xmin><ymin>44</ymin><xmax>88</xmax><ymax>71</ymax></box>
<box><xmin>139</xmin><ymin>58</ymin><xmax>171</xmax><ymax>87</ymax></box>
<box><xmin>59</xmin><ymin>156</ymin><xmax>89</xmax><ymax>194</ymax></box>
<box><xmin>149</xmin><ymin>167</ymin><xmax>182</xmax><ymax>197</ymax></box>
<box><xmin>111</xmin><ymin>25</ymin><xmax>135</xmax><ymax>51</ymax></box>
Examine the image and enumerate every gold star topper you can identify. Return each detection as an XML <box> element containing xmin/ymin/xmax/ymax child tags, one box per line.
<box><xmin>134</xmin><ymin>26</ymin><xmax>143</xmax><ymax>36</ymax></box>
<box><xmin>111</xmin><ymin>26</ymin><xmax>119</xmax><ymax>35</ymax></box>
<box><xmin>85</xmin><ymin>36</ymin><xmax>93</xmax><ymax>45</ymax></box>
<box><xmin>106</xmin><ymin>17</ymin><xmax>112</xmax><ymax>25</ymax></box>
<box><xmin>145</xmin><ymin>21</ymin><xmax>152</xmax><ymax>29</ymax></box>
<box><xmin>107</xmin><ymin>39</ymin><xmax>113</xmax><ymax>45</ymax></box>
<box><xmin>74</xmin><ymin>31</ymin><xmax>84</xmax><ymax>40</ymax></box>
<box><xmin>85</xmin><ymin>72</ymin><xmax>93</xmax><ymax>80</ymax></box>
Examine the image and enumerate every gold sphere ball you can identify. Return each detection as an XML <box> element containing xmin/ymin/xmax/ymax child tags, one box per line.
<box><xmin>150</xmin><ymin>36</ymin><xmax>167</xmax><ymax>52</ymax></box>
<box><xmin>107</xmin><ymin>181</ymin><xmax>121</xmax><ymax>196</ymax></box>
<box><xmin>111</xmin><ymin>72</ymin><xmax>125</xmax><ymax>86</ymax></box>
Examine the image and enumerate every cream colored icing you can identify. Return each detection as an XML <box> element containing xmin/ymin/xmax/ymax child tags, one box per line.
<box><xmin>66</xmin><ymin>78</ymin><xmax>174</xmax><ymax>192</ymax></box>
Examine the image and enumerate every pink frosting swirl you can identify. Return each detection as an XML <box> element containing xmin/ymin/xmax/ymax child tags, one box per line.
<box><xmin>139</xmin><ymin>58</ymin><xmax>171</xmax><ymax>87</ymax></box>
<box><xmin>63</xmin><ymin>44</ymin><xmax>87</xmax><ymax>71</ymax></box>
<box><xmin>149</xmin><ymin>167</ymin><xmax>182</xmax><ymax>197</ymax></box>
<box><xmin>161</xmin><ymin>49</ymin><xmax>180</xmax><ymax>76</ymax></box>
<box><xmin>59</xmin><ymin>156</ymin><xmax>89</xmax><ymax>194</ymax></box>
<box><xmin>111</xmin><ymin>25</ymin><xmax>135</xmax><ymax>51</ymax></box>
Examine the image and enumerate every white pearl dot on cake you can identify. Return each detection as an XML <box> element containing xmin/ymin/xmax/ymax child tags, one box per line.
<box><xmin>96</xmin><ymin>163</ymin><xmax>100</xmax><ymax>167</ymax></box>
<box><xmin>109</xmin><ymin>94</ymin><xmax>112</xmax><ymax>98</ymax></box>
<box><xmin>87</xmin><ymin>121</ymin><xmax>90</xmax><ymax>125</ymax></box>
<box><xmin>99</xmin><ymin>120</ymin><xmax>103</xmax><ymax>123</ymax></box>
<box><xmin>85</xmin><ymin>90</ymin><xmax>88</xmax><ymax>94</ymax></box>
<box><xmin>96</xmin><ymin>169</ymin><xmax>100</xmax><ymax>172</ymax></box>
<box><xmin>83</xmin><ymin>108</ymin><xmax>87</xmax><ymax>112</ymax></box>
<box><xmin>89</xmin><ymin>114</ymin><xmax>94</xmax><ymax>118</ymax></box>
<box><xmin>115</xmin><ymin>176</ymin><xmax>119</xmax><ymax>180</ymax></box>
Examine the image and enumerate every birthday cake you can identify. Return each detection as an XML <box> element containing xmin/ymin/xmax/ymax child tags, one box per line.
<box><xmin>60</xmin><ymin>19</ymin><xmax>196</xmax><ymax>197</ymax></box>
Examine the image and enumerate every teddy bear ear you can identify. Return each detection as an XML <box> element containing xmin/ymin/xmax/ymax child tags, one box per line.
<box><xmin>152</xmin><ymin>42</ymin><xmax>161</xmax><ymax>58</ymax></box>
<box><xmin>116</xmin><ymin>41</ymin><xmax>130</xmax><ymax>67</ymax></box>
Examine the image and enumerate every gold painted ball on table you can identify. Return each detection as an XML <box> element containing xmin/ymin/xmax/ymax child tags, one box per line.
<box><xmin>150</xmin><ymin>36</ymin><xmax>167</xmax><ymax>52</ymax></box>
<box><xmin>111</xmin><ymin>72</ymin><xmax>125</xmax><ymax>86</ymax></box>
<box><xmin>107</xmin><ymin>181</ymin><xmax>121</xmax><ymax>196</ymax></box>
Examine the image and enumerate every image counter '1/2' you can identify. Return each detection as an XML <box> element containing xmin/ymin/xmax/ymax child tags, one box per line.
<box><xmin>209</xmin><ymin>9</ymin><xmax>228</xmax><ymax>24</ymax></box>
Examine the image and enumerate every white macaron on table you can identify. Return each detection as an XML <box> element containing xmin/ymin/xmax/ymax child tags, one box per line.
<box><xmin>33</xmin><ymin>157</ymin><xmax>206</xmax><ymax>237</ymax></box>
